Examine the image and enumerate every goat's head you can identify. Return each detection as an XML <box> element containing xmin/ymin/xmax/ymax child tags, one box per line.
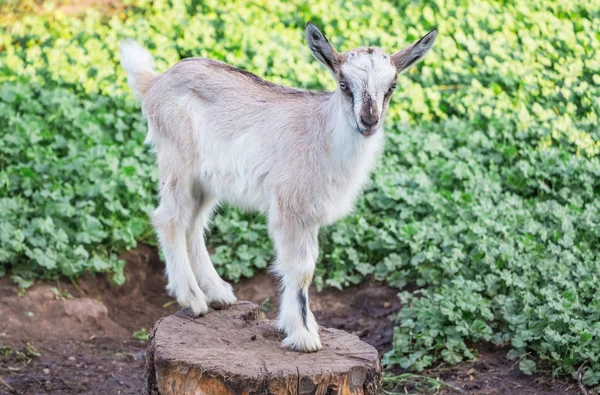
<box><xmin>306</xmin><ymin>22</ymin><xmax>437</xmax><ymax>137</ymax></box>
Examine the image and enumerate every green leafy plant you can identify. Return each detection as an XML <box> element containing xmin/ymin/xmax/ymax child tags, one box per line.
<box><xmin>132</xmin><ymin>328</ymin><xmax>149</xmax><ymax>342</ymax></box>
<box><xmin>382</xmin><ymin>373</ymin><xmax>461</xmax><ymax>394</ymax></box>
<box><xmin>520</xmin><ymin>359</ymin><xmax>537</xmax><ymax>376</ymax></box>
<box><xmin>1</xmin><ymin>0</ymin><xmax>599</xmax><ymax>388</ymax></box>
<box><xmin>0</xmin><ymin>346</ymin><xmax>12</xmax><ymax>358</ymax></box>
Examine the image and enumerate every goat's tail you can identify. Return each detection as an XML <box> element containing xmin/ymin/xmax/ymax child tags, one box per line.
<box><xmin>119</xmin><ymin>39</ymin><xmax>156</xmax><ymax>100</ymax></box>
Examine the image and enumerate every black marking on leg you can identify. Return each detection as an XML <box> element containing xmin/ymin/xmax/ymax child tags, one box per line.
<box><xmin>298</xmin><ymin>289</ymin><xmax>308</xmax><ymax>329</ymax></box>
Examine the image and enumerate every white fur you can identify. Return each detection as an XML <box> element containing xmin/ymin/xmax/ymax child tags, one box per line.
<box><xmin>119</xmin><ymin>25</ymin><xmax>435</xmax><ymax>352</ymax></box>
<box><xmin>118</xmin><ymin>40</ymin><xmax>155</xmax><ymax>98</ymax></box>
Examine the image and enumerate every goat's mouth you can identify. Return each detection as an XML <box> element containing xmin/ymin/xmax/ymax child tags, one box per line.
<box><xmin>358</xmin><ymin>125</ymin><xmax>378</xmax><ymax>137</ymax></box>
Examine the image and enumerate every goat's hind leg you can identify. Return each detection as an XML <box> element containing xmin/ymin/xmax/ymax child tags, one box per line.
<box><xmin>153</xmin><ymin>172</ymin><xmax>209</xmax><ymax>317</ymax></box>
<box><xmin>187</xmin><ymin>188</ymin><xmax>237</xmax><ymax>309</ymax></box>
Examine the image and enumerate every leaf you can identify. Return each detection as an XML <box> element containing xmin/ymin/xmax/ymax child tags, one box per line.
<box><xmin>132</xmin><ymin>328</ymin><xmax>149</xmax><ymax>342</ymax></box>
<box><xmin>519</xmin><ymin>359</ymin><xmax>536</xmax><ymax>376</ymax></box>
<box><xmin>582</xmin><ymin>369</ymin><xmax>600</xmax><ymax>387</ymax></box>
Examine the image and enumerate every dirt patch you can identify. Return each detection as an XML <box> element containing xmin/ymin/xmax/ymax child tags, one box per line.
<box><xmin>0</xmin><ymin>244</ymin><xmax>584</xmax><ymax>394</ymax></box>
<box><xmin>0</xmin><ymin>245</ymin><xmax>173</xmax><ymax>395</ymax></box>
<box><xmin>70</xmin><ymin>245</ymin><xmax>180</xmax><ymax>334</ymax></box>
<box><xmin>0</xmin><ymin>285</ymin><xmax>127</xmax><ymax>344</ymax></box>
<box><xmin>0</xmin><ymin>245</ymin><xmax>176</xmax><ymax>350</ymax></box>
<box><xmin>0</xmin><ymin>338</ymin><xmax>145</xmax><ymax>395</ymax></box>
<box><xmin>432</xmin><ymin>344</ymin><xmax>578</xmax><ymax>394</ymax></box>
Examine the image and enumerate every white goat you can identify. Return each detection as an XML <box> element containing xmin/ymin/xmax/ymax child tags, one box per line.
<box><xmin>119</xmin><ymin>22</ymin><xmax>437</xmax><ymax>352</ymax></box>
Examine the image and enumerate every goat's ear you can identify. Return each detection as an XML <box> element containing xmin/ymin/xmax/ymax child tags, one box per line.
<box><xmin>391</xmin><ymin>28</ymin><xmax>437</xmax><ymax>73</ymax></box>
<box><xmin>306</xmin><ymin>22</ymin><xmax>342</xmax><ymax>73</ymax></box>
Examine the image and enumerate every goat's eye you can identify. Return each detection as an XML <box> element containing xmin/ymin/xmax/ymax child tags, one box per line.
<box><xmin>388</xmin><ymin>83</ymin><xmax>397</xmax><ymax>93</ymax></box>
<box><xmin>339</xmin><ymin>81</ymin><xmax>348</xmax><ymax>90</ymax></box>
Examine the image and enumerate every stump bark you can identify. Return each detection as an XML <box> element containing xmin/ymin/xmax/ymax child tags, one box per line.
<box><xmin>145</xmin><ymin>301</ymin><xmax>381</xmax><ymax>395</ymax></box>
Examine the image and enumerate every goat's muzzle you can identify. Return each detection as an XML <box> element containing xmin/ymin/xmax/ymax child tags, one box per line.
<box><xmin>358</xmin><ymin>106</ymin><xmax>379</xmax><ymax>137</ymax></box>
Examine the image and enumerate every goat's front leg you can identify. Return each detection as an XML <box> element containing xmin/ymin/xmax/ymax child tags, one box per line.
<box><xmin>270</xmin><ymin>222</ymin><xmax>321</xmax><ymax>352</ymax></box>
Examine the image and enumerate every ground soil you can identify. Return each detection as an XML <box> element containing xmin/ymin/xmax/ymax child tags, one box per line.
<box><xmin>0</xmin><ymin>245</ymin><xmax>581</xmax><ymax>394</ymax></box>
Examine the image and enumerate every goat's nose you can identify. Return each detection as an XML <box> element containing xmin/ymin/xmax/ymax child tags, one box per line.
<box><xmin>360</xmin><ymin>113</ymin><xmax>378</xmax><ymax>127</ymax></box>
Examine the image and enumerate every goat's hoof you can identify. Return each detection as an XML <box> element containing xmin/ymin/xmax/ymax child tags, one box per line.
<box><xmin>181</xmin><ymin>302</ymin><xmax>209</xmax><ymax>317</ymax></box>
<box><xmin>183</xmin><ymin>300</ymin><xmax>209</xmax><ymax>317</ymax></box>
<box><xmin>209</xmin><ymin>300</ymin><xmax>236</xmax><ymax>310</ymax></box>
<box><xmin>281</xmin><ymin>330</ymin><xmax>322</xmax><ymax>352</ymax></box>
<box><xmin>205</xmin><ymin>281</ymin><xmax>237</xmax><ymax>310</ymax></box>
<box><xmin>175</xmin><ymin>290</ymin><xmax>209</xmax><ymax>317</ymax></box>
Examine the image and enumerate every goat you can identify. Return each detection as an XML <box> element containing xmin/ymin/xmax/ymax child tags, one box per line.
<box><xmin>119</xmin><ymin>22</ymin><xmax>437</xmax><ymax>352</ymax></box>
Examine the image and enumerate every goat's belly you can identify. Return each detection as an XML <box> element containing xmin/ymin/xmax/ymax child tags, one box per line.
<box><xmin>198</xmin><ymin>167</ymin><xmax>270</xmax><ymax>212</ymax></box>
<box><xmin>195</xmin><ymin>132</ymin><xmax>273</xmax><ymax>212</ymax></box>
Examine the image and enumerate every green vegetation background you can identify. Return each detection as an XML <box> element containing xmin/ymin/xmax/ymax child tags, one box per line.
<box><xmin>1</xmin><ymin>0</ymin><xmax>599</xmax><ymax>386</ymax></box>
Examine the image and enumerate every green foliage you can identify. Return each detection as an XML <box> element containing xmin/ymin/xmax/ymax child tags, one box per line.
<box><xmin>1</xmin><ymin>0</ymin><xmax>599</xmax><ymax>386</ymax></box>
<box><xmin>520</xmin><ymin>359</ymin><xmax>537</xmax><ymax>376</ymax></box>
<box><xmin>381</xmin><ymin>373</ymin><xmax>460</xmax><ymax>394</ymax></box>
<box><xmin>132</xmin><ymin>328</ymin><xmax>149</xmax><ymax>342</ymax></box>
<box><xmin>0</xmin><ymin>346</ymin><xmax>13</xmax><ymax>358</ymax></box>
<box><xmin>0</xmin><ymin>82</ymin><xmax>155</xmax><ymax>284</ymax></box>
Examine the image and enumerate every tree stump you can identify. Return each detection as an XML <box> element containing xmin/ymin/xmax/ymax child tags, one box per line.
<box><xmin>145</xmin><ymin>301</ymin><xmax>381</xmax><ymax>394</ymax></box>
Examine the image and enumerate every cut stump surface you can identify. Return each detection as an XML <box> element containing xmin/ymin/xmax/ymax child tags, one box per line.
<box><xmin>145</xmin><ymin>301</ymin><xmax>381</xmax><ymax>394</ymax></box>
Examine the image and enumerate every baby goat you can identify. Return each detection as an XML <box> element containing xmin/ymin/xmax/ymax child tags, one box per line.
<box><xmin>119</xmin><ymin>23</ymin><xmax>437</xmax><ymax>352</ymax></box>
